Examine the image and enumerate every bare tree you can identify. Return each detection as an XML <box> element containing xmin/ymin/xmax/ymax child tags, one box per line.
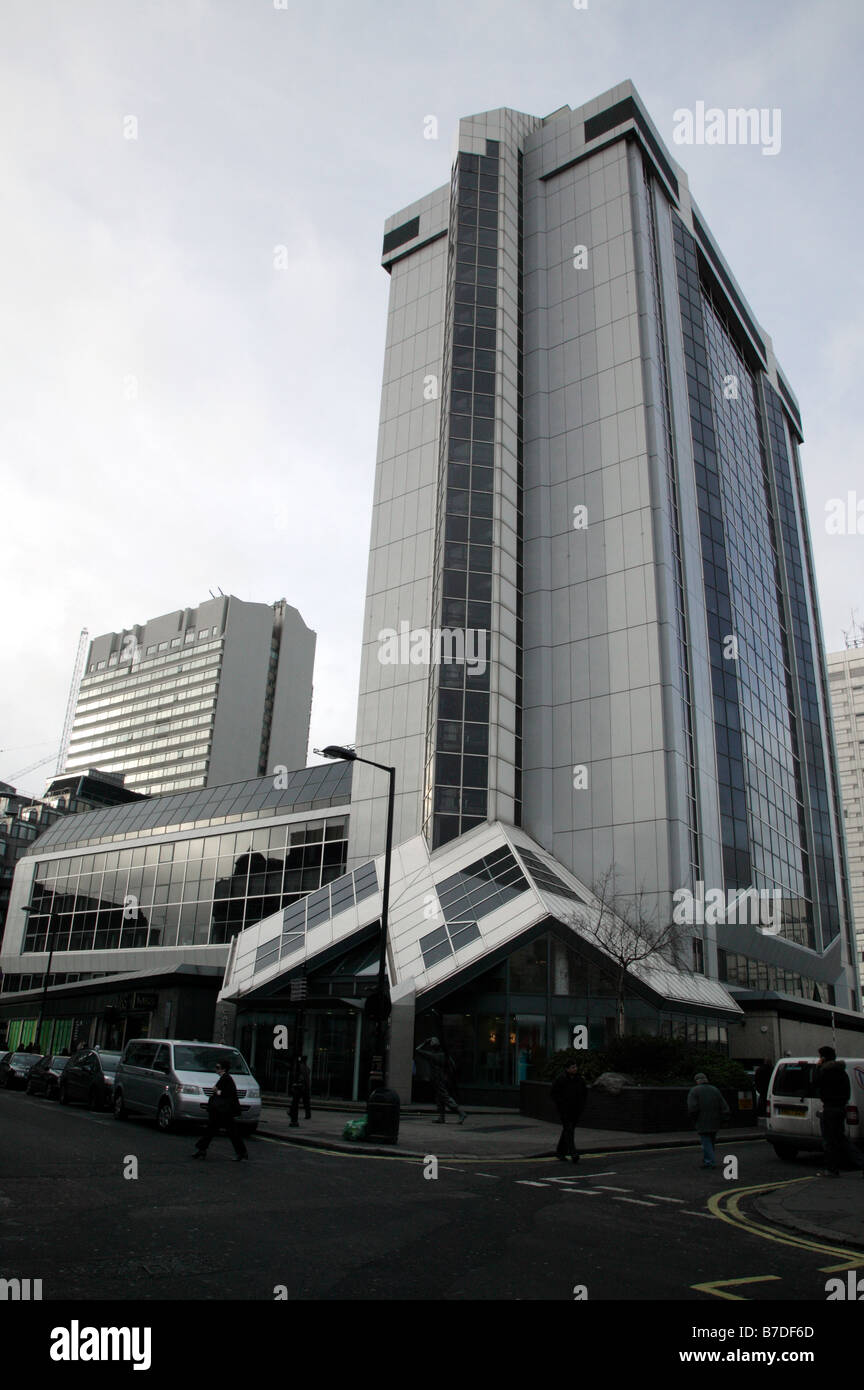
<box><xmin>562</xmin><ymin>866</ymin><xmax>691</xmax><ymax>1039</ymax></box>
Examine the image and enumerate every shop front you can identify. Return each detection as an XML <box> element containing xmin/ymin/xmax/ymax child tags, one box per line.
<box><xmin>0</xmin><ymin>966</ymin><xmax>222</xmax><ymax>1057</ymax></box>
<box><xmin>413</xmin><ymin>927</ymin><xmax>734</xmax><ymax>1106</ymax></box>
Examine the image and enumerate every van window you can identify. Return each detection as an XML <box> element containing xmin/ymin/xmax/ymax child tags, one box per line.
<box><xmin>172</xmin><ymin>1045</ymin><xmax>250</xmax><ymax>1075</ymax></box>
<box><xmin>771</xmin><ymin>1063</ymin><xmax>818</xmax><ymax>1097</ymax></box>
<box><xmin>125</xmin><ymin>1042</ymin><xmax>158</xmax><ymax>1068</ymax></box>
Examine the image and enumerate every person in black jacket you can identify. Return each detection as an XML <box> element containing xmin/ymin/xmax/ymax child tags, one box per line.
<box><xmin>753</xmin><ymin>1059</ymin><xmax>773</xmax><ymax>1118</ymax></box>
<box><xmin>415</xmin><ymin>1037</ymin><xmax>466</xmax><ymax>1124</ymax></box>
<box><xmin>551</xmin><ymin>1062</ymin><xmax>588</xmax><ymax>1163</ymax></box>
<box><xmin>288</xmin><ymin>1054</ymin><xmax>312</xmax><ymax>1126</ymax></box>
<box><xmin>815</xmin><ymin>1046</ymin><xmax>864</xmax><ymax>1177</ymax></box>
<box><xmin>192</xmin><ymin>1059</ymin><xmax>248</xmax><ymax>1161</ymax></box>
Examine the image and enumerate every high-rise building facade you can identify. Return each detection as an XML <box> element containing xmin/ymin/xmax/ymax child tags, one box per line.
<box><xmin>827</xmin><ymin>642</ymin><xmax>864</xmax><ymax>984</ymax></box>
<box><xmin>63</xmin><ymin>596</ymin><xmax>316</xmax><ymax>796</ymax></box>
<box><xmin>189</xmin><ymin>85</ymin><xmax>863</xmax><ymax>1104</ymax></box>
<box><xmin>348</xmin><ymin>81</ymin><xmax>858</xmax><ymax>1014</ymax></box>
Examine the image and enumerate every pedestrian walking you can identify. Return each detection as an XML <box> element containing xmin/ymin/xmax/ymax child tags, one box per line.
<box><xmin>815</xmin><ymin>1045</ymin><xmax>864</xmax><ymax>1178</ymax></box>
<box><xmin>550</xmin><ymin>1062</ymin><xmax>587</xmax><ymax>1163</ymax></box>
<box><xmin>288</xmin><ymin>1054</ymin><xmax>311</xmax><ymax>1126</ymax></box>
<box><xmin>415</xmin><ymin>1037</ymin><xmax>466</xmax><ymax>1124</ymax></box>
<box><xmin>192</xmin><ymin>1058</ymin><xmax>248</xmax><ymax>1161</ymax></box>
<box><xmin>753</xmin><ymin>1058</ymin><xmax>773</xmax><ymax>1118</ymax></box>
<box><xmin>687</xmin><ymin>1072</ymin><xmax>729</xmax><ymax>1168</ymax></box>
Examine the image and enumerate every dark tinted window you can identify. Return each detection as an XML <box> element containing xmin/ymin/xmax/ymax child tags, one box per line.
<box><xmin>771</xmin><ymin>1063</ymin><xmax>818</xmax><ymax>1097</ymax></box>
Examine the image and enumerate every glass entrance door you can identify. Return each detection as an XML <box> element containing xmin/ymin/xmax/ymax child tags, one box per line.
<box><xmin>509</xmin><ymin>1014</ymin><xmax>547</xmax><ymax>1084</ymax></box>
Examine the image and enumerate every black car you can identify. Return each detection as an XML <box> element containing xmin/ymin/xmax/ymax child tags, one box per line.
<box><xmin>0</xmin><ymin>1051</ymin><xmax>42</xmax><ymax>1089</ymax></box>
<box><xmin>58</xmin><ymin>1049</ymin><xmax>123</xmax><ymax>1110</ymax></box>
<box><xmin>26</xmin><ymin>1054</ymin><xmax>70</xmax><ymax>1100</ymax></box>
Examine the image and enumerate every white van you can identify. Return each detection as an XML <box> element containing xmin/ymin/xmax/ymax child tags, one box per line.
<box><xmin>766</xmin><ymin>1056</ymin><xmax>864</xmax><ymax>1160</ymax></box>
<box><xmin>113</xmin><ymin>1039</ymin><xmax>261</xmax><ymax>1134</ymax></box>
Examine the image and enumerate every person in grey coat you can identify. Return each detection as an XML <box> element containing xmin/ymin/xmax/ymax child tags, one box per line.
<box><xmin>687</xmin><ymin>1071</ymin><xmax>730</xmax><ymax>1168</ymax></box>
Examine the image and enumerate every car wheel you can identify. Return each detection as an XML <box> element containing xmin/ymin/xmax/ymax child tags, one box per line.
<box><xmin>156</xmin><ymin>1100</ymin><xmax>175</xmax><ymax>1133</ymax></box>
<box><xmin>88</xmin><ymin>1087</ymin><xmax>103</xmax><ymax>1112</ymax></box>
<box><xmin>113</xmin><ymin>1091</ymin><xmax>128</xmax><ymax>1120</ymax></box>
<box><xmin>770</xmin><ymin>1140</ymin><xmax>798</xmax><ymax>1161</ymax></box>
<box><xmin>26</xmin><ymin>1081</ymin><xmax>35</xmax><ymax>1095</ymax></box>
<box><xmin>243</xmin><ymin>1123</ymin><xmax>259</xmax><ymax>1135</ymax></box>
<box><xmin>58</xmin><ymin>1083</ymin><xmax>70</xmax><ymax>1105</ymax></box>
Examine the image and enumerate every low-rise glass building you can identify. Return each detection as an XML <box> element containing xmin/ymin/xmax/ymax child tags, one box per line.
<box><xmin>0</xmin><ymin>764</ymin><xmax>351</xmax><ymax>1054</ymax></box>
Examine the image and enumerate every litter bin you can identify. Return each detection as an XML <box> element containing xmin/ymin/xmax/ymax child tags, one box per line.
<box><xmin>367</xmin><ymin>1087</ymin><xmax>400</xmax><ymax>1144</ymax></box>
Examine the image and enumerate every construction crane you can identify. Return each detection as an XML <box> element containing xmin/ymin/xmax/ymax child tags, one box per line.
<box><xmin>55</xmin><ymin>627</ymin><xmax>89</xmax><ymax>776</ymax></box>
<box><xmin>5</xmin><ymin>751</ymin><xmax>60</xmax><ymax>782</ymax></box>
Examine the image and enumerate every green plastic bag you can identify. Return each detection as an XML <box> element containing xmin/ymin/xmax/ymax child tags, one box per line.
<box><xmin>342</xmin><ymin>1117</ymin><xmax>369</xmax><ymax>1141</ymax></box>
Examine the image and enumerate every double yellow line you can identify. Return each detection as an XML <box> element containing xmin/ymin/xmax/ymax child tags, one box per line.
<box><xmin>708</xmin><ymin>1177</ymin><xmax>864</xmax><ymax>1271</ymax></box>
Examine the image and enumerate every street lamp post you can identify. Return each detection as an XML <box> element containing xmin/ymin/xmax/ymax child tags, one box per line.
<box><xmin>316</xmin><ymin>746</ymin><xmax>396</xmax><ymax>1098</ymax></box>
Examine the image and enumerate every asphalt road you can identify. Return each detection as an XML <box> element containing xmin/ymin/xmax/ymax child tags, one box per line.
<box><xmin>0</xmin><ymin>1088</ymin><xmax>859</xmax><ymax>1302</ymax></box>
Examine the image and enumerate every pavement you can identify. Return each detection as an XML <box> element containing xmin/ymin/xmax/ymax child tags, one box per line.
<box><xmin>258</xmin><ymin>1097</ymin><xmax>758</xmax><ymax>1159</ymax></box>
<box><xmin>752</xmin><ymin>1171</ymin><xmax>864</xmax><ymax>1249</ymax></box>
<box><xmin>259</xmin><ymin>1099</ymin><xmax>864</xmax><ymax>1253</ymax></box>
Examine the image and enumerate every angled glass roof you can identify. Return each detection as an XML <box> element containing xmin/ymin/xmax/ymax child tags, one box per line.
<box><xmin>26</xmin><ymin>763</ymin><xmax>353</xmax><ymax>854</ymax></box>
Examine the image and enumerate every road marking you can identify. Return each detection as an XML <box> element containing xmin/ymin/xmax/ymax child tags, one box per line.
<box><xmin>560</xmin><ymin>1187</ymin><xmax>601</xmax><ymax>1195</ymax></box>
<box><xmin>820</xmin><ymin>1258</ymin><xmax>864</xmax><ymax>1272</ymax></box>
<box><xmin>692</xmin><ymin>1275</ymin><xmax>782</xmax><ymax>1301</ymax></box>
<box><xmin>475</xmin><ymin>1173</ymin><xmax>500</xmax><ymax>1179</ymax></box>
<box><xmin>614</xmin><ymin>1196</ymin><xmax>656</xmax><ymax>1207</ymax></box>
<box><xmin>708</xmin><ymin>1179</ymin><xmax>864</xmax><ymax>1261</ymax></box>
<box><xmin>646</xmin><ymin>1194</ymin><xmax>684</xmax><ymax>1203</ymax></box>
<box><xmin>593</xmin><ymin>1185</ymin><xmax>631</xmax><ymax>1192</ymax></box>
<box><xmin>516</xmin><ymin>1180</ymin><xmax>550</xmax><ymax>1188</ymax></box>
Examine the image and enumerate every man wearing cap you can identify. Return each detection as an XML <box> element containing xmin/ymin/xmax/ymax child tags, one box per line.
<box><xmin>687</xmin><ymin>1072</ymin><xmax>730</xmax><ymax>1169</ymax></box>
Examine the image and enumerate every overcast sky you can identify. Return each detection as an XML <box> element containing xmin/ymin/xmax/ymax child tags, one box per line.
<box><xmin>2</xmin><ymin>0</ymin><xmax>862</xmax><ymax>796</ymax></box>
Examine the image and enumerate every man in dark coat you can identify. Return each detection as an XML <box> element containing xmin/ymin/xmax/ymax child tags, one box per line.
<box><xmin>687</xmin><ymin>1072</ymin><xmax>730</xmax><ymax>1168</ymax></box>
<box><xmin>288</xmin><ymin>1054</ymin><xmax>312</xmax><ymax>1126</ymax></box>
<box><xmin>816</xmin><ymin>1046</ymin><xmax>864</xmax><ymax>1177</ymax></box>
<box><xmin>192</xmin><ymin>1058</ymin><xmax>248</xmax><ymax>1160</ymax></box>
<box><xmin>551</xmin><ymin>1062</ymin><xmax>588</xmax><ymax>1162</ymax></box>
<box><xmin>415</xmin><ymin>1037</ymin><xmax>466</xmax><ymax>1124</ymax></box>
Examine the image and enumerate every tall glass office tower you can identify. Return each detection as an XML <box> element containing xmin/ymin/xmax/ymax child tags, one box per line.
<box><xmin>349</xmin><ymin>82</ymin><xmax>858</xmax><ymax>1011</ymax></box>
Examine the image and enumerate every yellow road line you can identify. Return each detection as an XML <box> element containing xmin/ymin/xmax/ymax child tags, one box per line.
<box><xmin>708</xmin><ymin>1178</ymin><xmax>864</xmax><ymax>1263</ymax></box>
<box><xmin>255</xmin><ymin>1135</ymin><xmax>765</xmax><ymax>1164</ymax></box>
<box><xmin>691</xmin><ymin>1275</ymin><xmax>781</xmax><ymax>1301</ymax></box>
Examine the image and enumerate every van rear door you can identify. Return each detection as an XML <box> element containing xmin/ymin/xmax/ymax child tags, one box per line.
<box><xmin>769</xmin><ymin>1061</ymin><xmax>820</xmax><ymax>1141</ymax></box>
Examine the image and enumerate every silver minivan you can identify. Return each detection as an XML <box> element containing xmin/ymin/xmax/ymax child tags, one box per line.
<box><xmin>112</xmin><ymin>1039</ymin><xmax>261</xmax><ymax>1133</ymax></box>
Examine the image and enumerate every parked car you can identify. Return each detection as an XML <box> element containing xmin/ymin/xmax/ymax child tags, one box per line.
<box><xmin>112</xmin><ymin>1039</ymin><xmax>261</xmax><ymax>1133</ymax></box>
<box><xmin>58</xmin><ymin>1049</ymin><xmax>123</xmax><ymax>1110</ymax></box>
<box><xmin>26</xmin><ymin>1054</ymin><xmax>71</xmax><ymax>1100</ymax></box>
<box><xmin>0</xmin><ymin>1051</ymin><xmax>42</xmax><ymax>1089</ymax></box>
<box><xmin>766</xmin><ymin>1056</ymin><xmax>864</xmax><ymax>1160</ymax></box>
